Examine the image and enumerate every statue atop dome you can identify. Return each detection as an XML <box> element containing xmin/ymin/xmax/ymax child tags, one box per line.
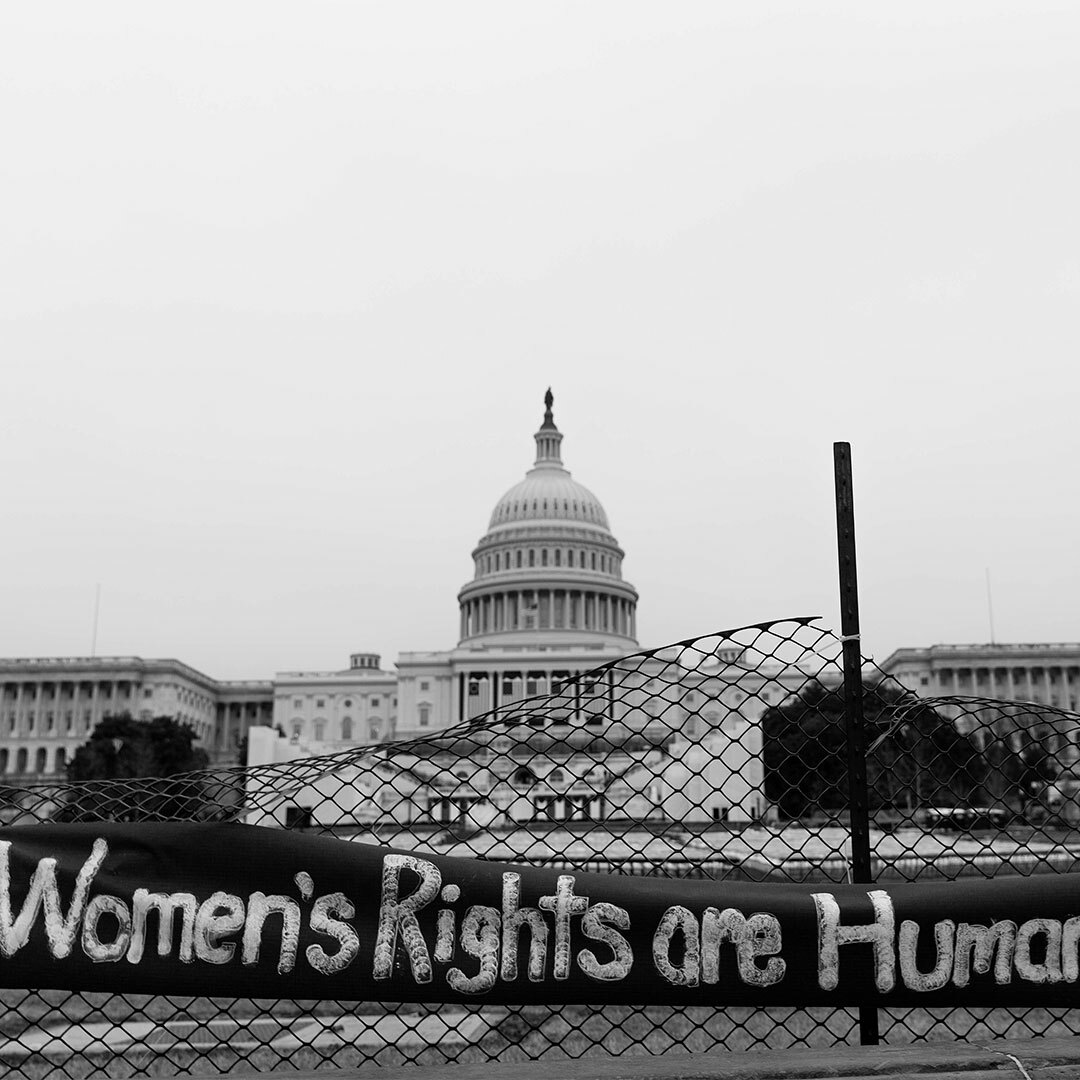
<box><xmin>540</xmin><ymin>387</ymin><xmax>557</xmax><ymax>431</ymax></box>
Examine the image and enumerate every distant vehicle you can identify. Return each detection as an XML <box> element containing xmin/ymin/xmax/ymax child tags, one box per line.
<box><xmin>922</xmin><ymin>806</ymin><xmax>1010</xmax><ymax>831</ymax></box>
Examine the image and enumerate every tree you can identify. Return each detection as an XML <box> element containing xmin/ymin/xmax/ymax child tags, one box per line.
<box><xmin>59</xmin><ymin>712</ymin><xmax>211</xmax><ymax>822</ymax></box>
<box><xmin>762</xmin><ymin>679</ymin><xmax>983</xmax><ymax>820</ymax></box>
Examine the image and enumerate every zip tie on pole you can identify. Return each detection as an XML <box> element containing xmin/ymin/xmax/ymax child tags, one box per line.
<box><xmin>838</xmin><ymin>633</ymin><xmax>860</xmax><ymax>643</ymax></box>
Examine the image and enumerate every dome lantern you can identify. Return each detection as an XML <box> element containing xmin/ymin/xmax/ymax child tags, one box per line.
<box><xmin>533</xmin><ymin>387</ymin><xmax>564</xmax><ymax>468</ymax></box>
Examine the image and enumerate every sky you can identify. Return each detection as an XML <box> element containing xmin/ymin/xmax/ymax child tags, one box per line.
<box><xmin>2</xmin><ymin>3</ymin><xmax>1078</xmax><ymax>679</ymax></box>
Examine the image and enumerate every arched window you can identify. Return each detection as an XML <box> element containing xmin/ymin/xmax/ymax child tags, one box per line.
<box><xmin>0</xmin><ymin>749</ymin><xmax>8</xmax><ymax>773</ymax></box>
<box><xmin>554</xmin><ymin>550</ymin><xmax>561</xmax><ymax>566</ymax></box>
<box><xmin>291</xmin><ymin>721</ymin><xmax>302</xmax><ymax>740</ymax></box>
<box><xmin>15</xmin><ymin>748</ymin><xmax>27</xmax><ymax>773</ymax></box>
<box><xmin>591</xmin><ymin>553</ymin><xmax>597</xmax><ymax>569</ymax></box>
<box><xmin>35</xmin><ymin>748</ymin><xmax>47</xmax><ymax>773</ymax></box>
<box><xmin>55</xmin><ymin>747</ymin><xmax>67</xmax><ymax>771</ymax></box>
<box><xmin>578</xmin><ymin>551</ymin><xmax>585</xmax><ymax>567</ymax></box>
<box><xmin>529</xmin><ymin>550</ymin><xmax>536</xmax><ymax>567</ymax></box>
<box><xmin>369</xmin><ymin>718</ymin><xmax>382</xmax><ymax>742</ymax></box>
<box><xmin>314</xmin><ymin>720</ymin><xmax>326</xmax><ymax>741</ymax></box>
<box><xmin>512</xmin><ymin>767</ymin><xmax>536</xmax><ymax>786</ymax></box>
<box><xmin>516</xmin><ymin>551</ymin><xmax>522</xmax><ymax>567</ymax></box>
<box><xmin>418</xmin><ymin>705</ymin><xmax>430</xmax><ymax>727</ymax></box>
<box><xmin>341</xmin><ymin>717</ymin><xmax>352</xmax><ymax>740</ymax></box>
<box><xmin>541</xmin><ymin>549</ymin><xmax>548</xmax><ymax>566</ymax></box>
<box><xmin>549</xmin><ymin>768</ymin><xmax>565</xmax><ymax>785</ymax></box>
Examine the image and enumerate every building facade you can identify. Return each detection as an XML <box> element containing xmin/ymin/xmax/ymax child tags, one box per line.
<box><xmin>0</xmin><ymin>656</ymin><xmax>272</xmax><ymax>782</ymax></box>
<box><xmin>881</xmin><ymin>643</ymin><xmax>1080</xmax><ymax>711</ymax></box>
<box><xmin>248</xmin><ymin>392</ymin><xmax>820</xmax><ymax>827</ymax></box>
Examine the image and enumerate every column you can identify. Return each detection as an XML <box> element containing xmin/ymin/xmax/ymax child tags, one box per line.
<box><xmin>1007</xmin><ymin>667</ymin><xmax>1016</xmax><ymax>702</ymax></box>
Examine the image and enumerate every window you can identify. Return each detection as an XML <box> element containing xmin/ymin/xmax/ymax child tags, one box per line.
<box><xmin>292</xmin><ymin>721</ymin><xmax>302</xmax><ymax>740</ymax></box>
<box><xmin>315</xmin><ymin>699</ymin><xmax>325</xmax><ymax>709</ymax></box>
<box><xmin>35</xmin><ymin>748</ymin><xmax>47</xmax><ymax>773</ymax></box>
<box><xmin>420</xmin><ymin>681</ymin><xmax>429</xmax><ymax>692</ymax></box>
<box><xmin>16</xmin><ymin>749</ymin><xmax>27</xmax><ymax>773</ymax></box>
<box><xmin>344</xmin><ymin>699</ymin><xmax>352</xmax><ymax>707</ymax></box>
<box><xmin>529</xmin><ymin>550</ymin><xmax>535</xmax><ymax>567</ymax></box>
<box><xmin>554</xmin><ymin>550</ymin><xmax>561</xmax><ymax>566</ymax></box>
<box><xmin>294</xmin><ymin>697</ymin><xmax>303</xmax><ymax>708</ymax></box>
<box><xmin>341</xmin><ymin>717</ymin><xmax>352</xmax><ymax>740</ymax></box>
<box><xmin>56</xmin><ymin>747</ymin><xmax>67</xmax><ymax>771</ymax></box>
<box><xmin>526</xmin><ymin>680</ymin><xmax>538</xmax><ymax>696</ymax></box>
<box><xmin>314</xmin><ymin>720</ymin><xmax>325</xmax><ymax>741</ymax></box>
<box><xmin>549</xmin><ymin>769</ymin><xmax>565</xmax><ymax>785</ymax></box>
<box><xmin>65</xmin><ymin>711</ymin><xmax>74</xmax><ymax>733</ymax></box>
<box><xmin>419</xmin><ymin>705</ymin><xmax>430</xmax><ymax>727</ymax></box>
<box><xmin>46</xmin><ymin>712</ymin><xmax>55</xmax><ymax>732</ymax></box>
<box><xmin>144</xmin><ymin>688</ymin><xmax>153</xmax><ymax>699</ymax></box>
<box><xmin>541</xmin><ymin>549</ymin><xmax>548</xmax><ymax>566</ymax></box>
<box><xmin>372</xmin><ymin>697</ymin><xmax>380</xmax><ymax>706</ymax></box>
<box><xmin>516</xmin><ymin>551</ymin><xmax>522</xmax><ymax>567</ymax></box>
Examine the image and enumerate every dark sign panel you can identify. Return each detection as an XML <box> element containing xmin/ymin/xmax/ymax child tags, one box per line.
<box><xmin>1</xmin><ymin>823</ymin><xmax>1078</xmax><ymax>1006</ymax></box>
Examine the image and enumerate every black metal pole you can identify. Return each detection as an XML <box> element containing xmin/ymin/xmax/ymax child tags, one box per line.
<box><xmin>833</xmin><ymin>442</ymin><xmax>878</xmax><ymax>1046</ymax></box>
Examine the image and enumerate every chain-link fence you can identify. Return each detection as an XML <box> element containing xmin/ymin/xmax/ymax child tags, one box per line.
<box><xmin>3</xmin><ymin>616</ymin><xmax>1080</xmax><ymax>1077</ymax></box>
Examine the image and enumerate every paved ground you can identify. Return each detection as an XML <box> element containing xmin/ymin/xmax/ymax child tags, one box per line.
<box><xmin>185</xmin><ymin>1036</ymin><xmax>1080</xmax><ymax>1080</ymax></box>
<box><xmin>0</xmin><ymin>1011</ymin><xmax>490</xmax><ymax>1063</ymax></box>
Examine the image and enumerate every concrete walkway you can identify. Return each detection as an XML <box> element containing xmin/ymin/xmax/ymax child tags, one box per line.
<box><xmin>190</xmin><ymin>1037</ymin><xmax>1080</xmax><ymax>1080</ymax></box>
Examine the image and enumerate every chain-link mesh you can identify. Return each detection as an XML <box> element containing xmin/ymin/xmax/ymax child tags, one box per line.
<box><xmin>2</xmin><ymin>616</ymin><xmax>1080</xmax><ymax>1076</ymax></box>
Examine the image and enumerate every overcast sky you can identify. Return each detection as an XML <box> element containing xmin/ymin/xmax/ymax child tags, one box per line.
<box><xmin>2</xmin><ymin>3</ymin><xmax>1078</xmax><ymax>679</ymax></box>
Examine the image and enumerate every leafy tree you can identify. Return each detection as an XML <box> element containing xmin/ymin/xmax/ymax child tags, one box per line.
<box><xmin>59</xmin><ymin>712</ymin><xmax>211</xmax><ymax>822</ymax></box>
<box><xmin>762</xmin><ymin>679</ymin><xmax>983</xmax><ymax>820</ymax></box>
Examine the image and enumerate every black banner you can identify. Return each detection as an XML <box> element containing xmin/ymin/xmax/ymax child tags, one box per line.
<box><xmin>2</xmin><ymin>823</ymin><xmax>1080</xmax><ymax>1006</ymax></box>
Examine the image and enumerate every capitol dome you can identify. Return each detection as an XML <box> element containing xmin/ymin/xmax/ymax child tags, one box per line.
<box><xmin>456</xmin><ymin>390</ymin><xmax>638</xmax><ymax>648</ymax></box>
<box><xmin>488</xmin><ymin>471</ymin><xmax>610</xmax><ymax>531</ymax></box>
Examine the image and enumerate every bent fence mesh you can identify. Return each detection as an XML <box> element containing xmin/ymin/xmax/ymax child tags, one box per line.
<box><xmin>3</xmin><ymin>616</ymin><xmax>1080</xmax><ymax>1076</ymax></box>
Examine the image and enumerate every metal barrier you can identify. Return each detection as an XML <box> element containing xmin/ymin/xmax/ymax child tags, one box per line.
<box><xmin>3</xmin><ymin>616</ymin><xmax>1080</xmax><ymax>1076</ymax></box>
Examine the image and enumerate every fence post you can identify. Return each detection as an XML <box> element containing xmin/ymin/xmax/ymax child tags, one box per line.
<box><xmin>833</xmin><ymin>442</ymin><xmax>879</xmax><ymax>1046</ymax></box>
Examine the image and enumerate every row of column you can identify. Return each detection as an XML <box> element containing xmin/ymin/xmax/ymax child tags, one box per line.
<box><xmin>458</xmin><ymin>669</ymin><xmax>613</xmax><ymax>723</ymax></box>
<box><xmin>461</xmin><ymin>590</ymin><xmax>635</xmax><ymax>639</ymax></box>
<box><xmin>2</xmin><ymin>680</ymin><xmax>108</xmax><ymax>737</ymax></box>
<box><xmin>0</xmin><ymin>745</ymin><xmax>68</xmax><ymax>776</ymax></box>
<box><xmin>937</xmin><ymin>666</ymin><xmax>1080</xmax><ymax>710</ymax></box>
